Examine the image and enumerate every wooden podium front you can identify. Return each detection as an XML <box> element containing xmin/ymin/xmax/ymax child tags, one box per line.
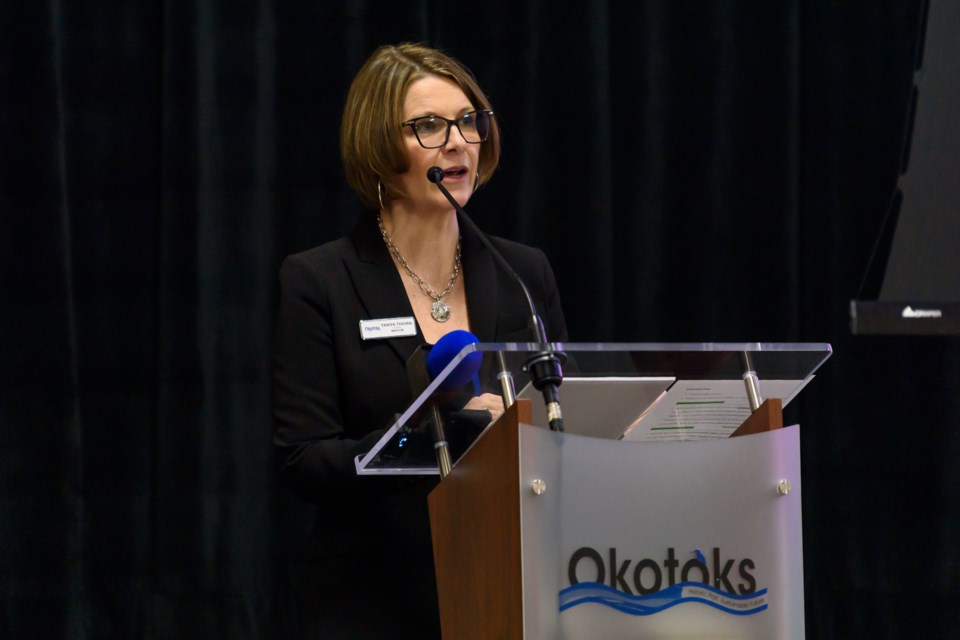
<box><xmin>428</xmin><ymin>400</ymin><xmax>532</xmax><ymax>640</ymax></box>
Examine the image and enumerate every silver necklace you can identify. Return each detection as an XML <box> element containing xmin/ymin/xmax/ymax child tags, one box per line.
<box><xmin>377</xmin><ymin>213</ymin><xmax>462</xmax><ymax>323</ymax></box>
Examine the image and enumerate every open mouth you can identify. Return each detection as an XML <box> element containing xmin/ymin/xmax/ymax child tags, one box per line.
<box><xmin>443</xmin><ymin>167</ymin><xmax>468</xmax><ymax>178</ymax></box>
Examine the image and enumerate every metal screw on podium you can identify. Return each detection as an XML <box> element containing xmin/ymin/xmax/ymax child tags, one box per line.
<box><xmin>777</xmin><ymin>479</ymin><xmax>793</xmax><ymax>495</ymax></box>
<box><xmin>531</xmin><ymin>478</ymin><xmax>547</xmax><ymax>495</ymax></box>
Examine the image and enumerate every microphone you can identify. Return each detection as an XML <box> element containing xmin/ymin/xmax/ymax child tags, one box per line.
<box><xmin>427</xmin><ymin>166</ymin><xmax>565</xmax><ymax>431</ymax></box>
<box><xmin>426</xmin><ymin>165</ymin><xmax>446</xmax><ymax>187</ymax></box>
<box><xmin>426</xmin><ymin>329</ymin><xmax>483</xmax><ymax>389</ymax></box>
<box><xmin>405</xmin><ymin>330</ymin><xmax>483</xmax><ymax>479</ymax></box>
<box><xmin>408</xmin><ymin>330</ymin><xmax>483</xmax><ymax>394</ymax></box>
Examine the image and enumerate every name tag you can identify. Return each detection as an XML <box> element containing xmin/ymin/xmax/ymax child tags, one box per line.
<box><xmin>359</xmin><ymin>316</ymin><xmax>418</xmax><ymax>340</ymax></box>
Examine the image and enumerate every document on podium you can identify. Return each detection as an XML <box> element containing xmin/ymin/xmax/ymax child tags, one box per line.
<box><xmin>622</xmin><ymin>378</ymin><xmax>811</xmax><ymax>442</ymax></box>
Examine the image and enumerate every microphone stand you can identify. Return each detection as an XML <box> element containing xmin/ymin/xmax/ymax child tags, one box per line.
<box><xmin>406</xmin><ymin>345</ymin><xmax>454</xmax><ymax>478</ymax></box>
<box><xmin>427</xmin><ymin>167</ymin><xmax>565</xmax><ymax>431</ymax></box>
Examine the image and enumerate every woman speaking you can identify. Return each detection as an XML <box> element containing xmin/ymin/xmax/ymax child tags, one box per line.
<box><xmin>272</xmin><ymin>42</ymin><xmax>568</xmax><ymax>638</ymax></box>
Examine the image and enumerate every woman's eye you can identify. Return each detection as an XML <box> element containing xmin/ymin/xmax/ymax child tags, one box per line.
<box><xmin>417</xmin><ymin>118</ymin><xmax>441</xmax><ymax>134</ymax></box>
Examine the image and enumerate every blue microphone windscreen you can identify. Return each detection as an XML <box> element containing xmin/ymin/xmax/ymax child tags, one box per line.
<box><xmin>426</xmin><ymin>330</ymin><xmax>482</xmax><ymax>388</ymax></box>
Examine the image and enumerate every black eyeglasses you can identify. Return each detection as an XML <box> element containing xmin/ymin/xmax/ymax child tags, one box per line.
<box><xmin>401</xmin><ymin>109</ymin><xmax>495</xmax><ymax>149</ymax></box>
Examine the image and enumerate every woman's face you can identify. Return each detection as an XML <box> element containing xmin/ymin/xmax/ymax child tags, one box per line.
<box><xmin>394</xmin><ymin>75</ymin><xmax>481</xmax><ymax>215</ymax></box>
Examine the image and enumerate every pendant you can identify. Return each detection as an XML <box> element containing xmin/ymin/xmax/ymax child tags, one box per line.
<box><xmin>431</xmin><ymin>299</ymin><xmax>451</xmax><ymax>323</ymax></box>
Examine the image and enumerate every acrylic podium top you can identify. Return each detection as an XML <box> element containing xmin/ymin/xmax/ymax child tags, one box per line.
<box><xmin>354</xmin><ymin>342</ymin><xmax>832</xmax><ymax>476</ymax></box>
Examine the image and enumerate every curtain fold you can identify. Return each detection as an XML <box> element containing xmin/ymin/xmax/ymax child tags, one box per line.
<box><xmin>1</xmin><ymin>2</ymin><xmax>84</xmax><ymax>636</ymax></box>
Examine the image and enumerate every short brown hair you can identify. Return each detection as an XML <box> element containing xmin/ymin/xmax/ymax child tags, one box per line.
<box><xmin>340</xmin><ymin>43</ymin><xmax>501</xmax><ymax>210</ymax></box>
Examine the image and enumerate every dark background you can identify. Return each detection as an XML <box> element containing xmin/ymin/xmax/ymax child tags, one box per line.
<box><xmin>2</xmin><ymin>1</ymin><xmax>958</xmax><ymax>638</ymax></box>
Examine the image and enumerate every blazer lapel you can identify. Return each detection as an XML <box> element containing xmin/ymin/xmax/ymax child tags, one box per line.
<box><xmin>345</xmin><ymin>215</ymin><xmax>423</xmax><ymax>366</ymax></box>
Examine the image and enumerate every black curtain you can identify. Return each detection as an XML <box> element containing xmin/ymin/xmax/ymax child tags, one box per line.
<box><xmin>3</xmin><ymin>1</ymin><xmax>958</xmax><ymax>637</ymax></box>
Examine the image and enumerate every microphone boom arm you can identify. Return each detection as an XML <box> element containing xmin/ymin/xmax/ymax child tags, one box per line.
<box><xmin>427</xmin><ymin>166</ymin><xmax>565</xmax><ymax>431</ymax></box>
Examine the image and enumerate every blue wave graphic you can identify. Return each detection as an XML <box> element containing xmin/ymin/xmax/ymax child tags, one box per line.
<box><xmin>559</xmin><ymin>581</ymin><xmax>768</xmax><ymax>616</ymax></box>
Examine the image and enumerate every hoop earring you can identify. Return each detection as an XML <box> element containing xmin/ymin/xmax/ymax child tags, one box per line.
<box><xmin>473</xmin><ymin>171</ymin><xmax>479</xmax><ymax>194</ymax></box>
<box><xmin>378</xmin><ymin>180</ymin><xmax>385</xmax><ymax>210</ymax></box>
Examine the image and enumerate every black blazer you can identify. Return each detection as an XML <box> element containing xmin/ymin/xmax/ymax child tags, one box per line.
<box><xmin>271</xmin><ymin>212</ymin><xmax>568</xmax><ymax>637</ymax></box>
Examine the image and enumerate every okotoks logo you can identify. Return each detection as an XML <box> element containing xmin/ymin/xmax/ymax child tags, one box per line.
<box><xmin>559</xmin><ymin>546</ymin><xmax>768</xmax><ymax>616</ymax></box>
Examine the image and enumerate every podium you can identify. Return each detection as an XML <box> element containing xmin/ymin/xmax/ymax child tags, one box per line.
<box><xmin>355</xmin><ymin>343</ymin><xmax>832</xmax><ymax>639</ymax></box>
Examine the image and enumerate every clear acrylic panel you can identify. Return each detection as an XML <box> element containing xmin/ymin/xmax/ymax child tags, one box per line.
<box><xmin>354</xmin><ymin>342</ymin><xmax>832</xmax><ymax>475</ymax></box>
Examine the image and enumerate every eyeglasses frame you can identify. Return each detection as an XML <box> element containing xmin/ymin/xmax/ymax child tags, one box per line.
<box><xmin>400</xmin><ymin>109</ymin><xmax>495</xmax><ymax>149</ymax></box>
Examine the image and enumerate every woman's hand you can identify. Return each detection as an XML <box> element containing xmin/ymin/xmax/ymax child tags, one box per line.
<box><xmin>463</xmin><ymin>392</ymin><xmax>505</xmax><ymax>423</ymax></box>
